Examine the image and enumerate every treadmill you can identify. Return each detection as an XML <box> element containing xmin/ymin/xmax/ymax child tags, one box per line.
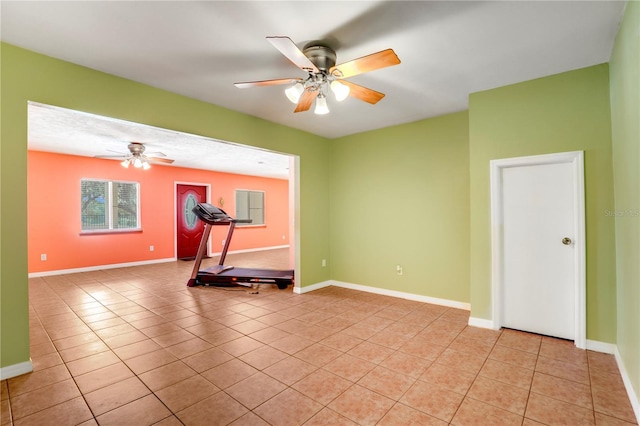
<box><xmin>187</xmin><ymin>202</ymin><xmax>294</xmax><ymax>289</ymax></box>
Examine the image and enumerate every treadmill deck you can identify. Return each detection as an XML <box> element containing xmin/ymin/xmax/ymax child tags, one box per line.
<box><xmin>195</xmin><ymin>266</ymin><xmax>294</xmax><ymax>288</ymax></box>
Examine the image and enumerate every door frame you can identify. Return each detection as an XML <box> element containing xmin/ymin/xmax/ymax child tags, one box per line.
<box><xmin>490</xmin><ymin>151</ymin><xmax>586</xmax><ymax>348</ymax></box>
<box><xmin>174</xmin><ymin>182</ymin><xmax>211</xmax><ymax>259</ymax></box>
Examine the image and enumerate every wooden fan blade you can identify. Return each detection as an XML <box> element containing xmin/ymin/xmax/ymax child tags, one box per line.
<box><xmin>340</xmin><ymin>80</ymin><xmax>385</xmax><ymax>104</ymax></box>
<box><xmin>267</xmin><ymin>36</ymin><xmax>319</xmax><ymax>74</ymax></box>
<box><xmin>294</xmin><ymin>90</ymin><xmax>318</xmax><ymax>113</ymax></box>
<box><xmin>234</xmin><ymin>78</ymin><xmax>303</xmax><ymax>89</ymax></box>
<box><xmin>331</xmin><ymin>49</ymin><xmax>400</xmax><ymax>79</ymax></box>
<box><xmin>147</xmin><ymin>157</ymin><xmax>174</xmax><ymax>164</ymax></box>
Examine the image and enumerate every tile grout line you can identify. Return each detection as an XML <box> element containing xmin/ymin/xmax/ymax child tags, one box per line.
<box><xmin>14</xmin><ymin>261</ymin><xmax>637</xmax><ymax>426</ymax></box>
<box><xmin>34</xmin><ymin>277</ymin><xmax>179</xmax><ymax>425</ymax></box>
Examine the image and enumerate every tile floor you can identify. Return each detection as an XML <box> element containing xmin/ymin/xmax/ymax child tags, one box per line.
<box><xmin>1</xmin><ymin>250</ymin><xmax>637</xmax><ymax>425</ymax></box>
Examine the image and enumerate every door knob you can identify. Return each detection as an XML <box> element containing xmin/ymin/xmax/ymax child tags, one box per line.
<box><xmin>562</xmin><ymin>237</ymin><xmax>572</xmax><ymax>245</ymax></box>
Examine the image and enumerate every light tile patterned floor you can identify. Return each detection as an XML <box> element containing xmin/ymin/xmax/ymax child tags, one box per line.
<box><xmin>1</xmin><ymin>250</ymin><xmax>637</xmax><ymax>425</ymax></box>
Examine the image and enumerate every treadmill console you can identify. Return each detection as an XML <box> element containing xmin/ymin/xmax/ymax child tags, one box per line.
<box><xmin>192</xmin><ymin>203</ymin><xmax>232</xmax><ymax>224</ymax></box>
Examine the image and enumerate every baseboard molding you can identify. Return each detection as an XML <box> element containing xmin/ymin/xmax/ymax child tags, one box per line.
<box><xmin>297</xmin><ymin>280</ymin><xmax>470</xmax><ymax>310</ymax></box>
<box><xmin>28</xmin><ymin>258</ymin><xmax>176</xmax><ymax>278</ymax></box>
<box><xmin>28</xmin><ymin>245</ymin><xmax>291</xmax><ymax>278</ymax></box>
<box><xmin>0</xmin><ymin>360</ymin><xmax>33</xmax><ymax>380</ymax></box>
<box><xmin>468</xmin><ymin>316</ymin><xmax>497</xmax><ymax>330</ymax></box>
<box><xmin>210</xmin><ymin>245</ymin><xmax>290</xmax><ymax>257</ymax></box>
<box><xmin>294</xmin><ymin>280</ymin><xmax>332</xmax><ymax>294</ymax></box>
<box><xmin>586</xmin><ymin>339</ymin><xmax>616</xmax><ymax>354</ymax></box>
<box><xmin>614</xmin><ymin>346</ymin><xmax>640</xmax><ymax>423</ymax></box>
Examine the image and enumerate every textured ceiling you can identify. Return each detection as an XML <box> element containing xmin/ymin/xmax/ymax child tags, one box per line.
<box><xmin>28</xmin><ymin>102</ymin><xmax>292</xmax><ymax>179</ymax></box>
<box><xmin>2</xmin><ymin>1</ymin><xmax>626</xmax><ymax>176</ymax></box>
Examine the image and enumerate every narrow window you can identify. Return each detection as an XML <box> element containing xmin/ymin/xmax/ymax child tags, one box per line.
<box><xmin>81</xmin><ymin>179</ymin><xmax>140</xmax><ymax>232</ymax></box>
<box><xmin>235</xmin><ymin>190</ymin><xmax>265</xmax><ymax>226</ymax></box>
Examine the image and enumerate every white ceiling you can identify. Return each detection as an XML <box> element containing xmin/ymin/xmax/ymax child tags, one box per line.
<box><xmin>27</xmin><ymin>102</ymin><xmax>292</xmax><ymax>179</ymax></box>
<box><xmin>2</xmin><ymin>1</ymin><xmax>627</xmax><ymax>176</ymax></box>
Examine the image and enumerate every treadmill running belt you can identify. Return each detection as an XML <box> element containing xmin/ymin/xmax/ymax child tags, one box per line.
<box><xmin>197</xmin><ymin>266</ymin><xmax>294</xmax><ymax>288</ymax></box>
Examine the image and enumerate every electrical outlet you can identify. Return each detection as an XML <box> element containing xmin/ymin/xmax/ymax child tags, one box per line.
<box><xmin>149</xmin><ymin>245</ymin><xmax>154</xmax><ymax>252</ymax></box>
<box><xmin>222</xmin><ymin>239</ymin><xmax>226</xmax><ymax>246</ymax></box>
<box><xmin>40</xmin><ymin>254</ymin><xmax>47</xmax><ymax>261</ymax></box>
<box><xmin>396</xmin><ymin>264</ymin><xmax>403</xmax><ymax>276</ymax></box>
<box><xmin>322</xmin><ymin>259</ymin><xmax>326</xmax><ymax>267</ymax></box>
<box><xmin>282</xmin><ymin>235</ymin><xmax>286</xmax><ymax>240</ymax></box>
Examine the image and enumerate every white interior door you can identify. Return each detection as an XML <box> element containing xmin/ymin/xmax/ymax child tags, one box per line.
<box><xmin>491</xmin><ymin>151</ymin><xmax>585</xmax><ymax>345</ymax></box>
<box><xmin>503</xmin><ymin>163</ymin><xmax>575</xmax><ymax>339</ymax></box>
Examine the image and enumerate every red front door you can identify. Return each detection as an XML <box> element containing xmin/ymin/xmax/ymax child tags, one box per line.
<box><xmin>176</xmin><ymin>184</ymin><xmax>207</xmax><ymax>259</ymax></box>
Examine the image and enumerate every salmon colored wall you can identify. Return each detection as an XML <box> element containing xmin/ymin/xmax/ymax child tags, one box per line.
<box><xmin>28</xmin><ymin>151</ymin><xmax>289</xmax><ymax>273</ymax></box>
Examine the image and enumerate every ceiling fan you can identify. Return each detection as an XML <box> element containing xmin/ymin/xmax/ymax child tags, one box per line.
<box><xmin>95</xmin><ymin>142</ymin><xmax>175</xmax><ymax>170</ymax></box>
<box><xmin>234</xmin><ymin>36</ymin><xmax>401</xmax><ymax>114</ymax></box>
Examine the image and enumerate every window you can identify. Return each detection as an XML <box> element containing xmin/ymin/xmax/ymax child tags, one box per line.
<box><xmin>235</xmin><ymin>190</ymin><xmax>264</xmax><ymax>226</ymax></box>
<box><xmin>81</xmin><ymin>179</ymin><xmax>140</xmax><ymax>231</ymax></box>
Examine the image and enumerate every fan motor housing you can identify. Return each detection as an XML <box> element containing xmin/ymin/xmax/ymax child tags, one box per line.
<box><xmin>128</xmin><ymin>142</ymin><xmax>145</xmax><ymax>154</ymax></box>
<box><xmin>303</xmin><ymin>45</ymin><xmax>336</xmax><ymax>72</ymax></box>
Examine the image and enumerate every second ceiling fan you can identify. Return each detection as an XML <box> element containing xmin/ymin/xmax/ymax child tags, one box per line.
<box><xmin>95</xmin><ymin>142</ymin><xmax>174</xmax><ymax>170</ymax></box>
<box><xmin>234</xmin><ymin>36</ymin><xmax>401</xmax><ymax>114</ymax></box>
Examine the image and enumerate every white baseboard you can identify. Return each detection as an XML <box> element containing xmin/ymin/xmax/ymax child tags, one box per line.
<box><xmin>28</xmin><ymin>245</ymin><xmax>291</xmax><ymax>278</ymax></box>
<box><xmin>0</xmin><ymin>360</ymin><xmax>33</xmax><ymax>380</ymax></box>
<box><xmin>330</xmin><ymin>280</ymin><xmax>470</xmax><ymax>310</ymax></box>
<box><xmin>586</xmin><ymin>339</ymin><xmax>616</xmax><ymax>354</ymax></box>
<box><xmin>215</xmin><ymin>245</ymin><xmax>289</xmax><ymax>256</ymax></box>
<box><xmin>28</xmin><ymin>258</ymin><xmax>176</xmax><ymax>278</ymax></box>
<box><xmin>468</xmin><ymin>316</ymin><xmax>497</xmax><ymax>330</ymax></box>
<box><xmin>297</xmin><ymin>280</ymin><xmax>470</xmax><ymax>310</ymax></box>
<box><xmin>614</xmin><ymin>346</ymin><xmax>640</xmax><ymax>423</ymax></box>
<box><xmin>294</xmin><ymin>280</ymin><xmax>332</xmax><ymax>294</ymax></box>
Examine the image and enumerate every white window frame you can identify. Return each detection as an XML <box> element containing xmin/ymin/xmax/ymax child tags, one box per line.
<box><xmin>235</xmin><ymin>189</ymin><xmax>265</xmax><ymax>227</ymax></box>
<box><xmin>81</xmin><ymin>178</ymin><xmax>141</xmax><ymax>233</ymax></box>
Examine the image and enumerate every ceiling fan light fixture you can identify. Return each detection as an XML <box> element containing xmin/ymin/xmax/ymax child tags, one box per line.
<box><xmin>330</xmin><ymin>80</ymin><xmax>350</xmax><ymax>102</ymax></box>
<box><xmin>96</xmin><ymin>141</ymin><xmax>172</xmax><ymax>169</ymax></box>
<box><xmin>235</xmin><ymin>36</ymin><xmax>400</xmax><ymax>114</ymax></box>
<box><xmin>285</xmin><ymin>82</ymin><xmax>304</xmax><ymax>104</ymax></box>
<box><xmin>314</xmin><ymin>93</ymin><xmax>329</xmax><ymax>115</ymax></box>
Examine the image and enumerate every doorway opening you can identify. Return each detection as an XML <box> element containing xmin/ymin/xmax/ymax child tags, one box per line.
<box><xmin>26</xmin><ymin>102</ymin><xmax>299</xmax><ymax>287</ymax></box>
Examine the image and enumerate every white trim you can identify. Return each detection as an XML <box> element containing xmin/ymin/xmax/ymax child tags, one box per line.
<box><xmin>211</xmin><ymin>245</ymin><xmax>289</xmax><ymax>257</ymax></box>
<box><xmin>468</xmin><ymin>317</ymin><xmax>497</xmax><ymax>330</ymax></box>
<box><xmin>490</xmin><ymin>151</ymin><xmax>586</xmax><ymax>348</ymax></box>
<box><xmin>289</xmin><ymin>155</ymin><xmax>299</xmax><ymax>291</ymax></box>
<box><xmin>294</xmin><ymin>280</ymin><xmax>332</xmax><ymax>294</ymax></box>
<box><xmin>28</xmin><ymin>258</ymin><xmax>175</xmax><ymax>278</ymax></box>
<box><xmin>586</xmin><ymin>339</ymin><xmax>617</xmax><ymax>354</ymax></box>
<box><xmin>28</xmin><ymin>245</ymin><xmax>290</xmax><ymax>278</ymax></box>
<box><xmin>615</xmin><ymin>346</ymin><xmax>640</xmax><ymax>423</ymax></box>
<box><xmin>234</xmin><ymin>188</ymin><xmax>266</xmax><ymax>227</ymax></box>
<box><xmin>80</xmin><ymin>179</ymin><xmax>141</xmax><ymax>232</ymax></box>
<box><xmin>0</xmin><ymin>360</ymin><xmax>33</xmax><ymax>380</ymax></box>
<box><xmin>298</xmin><ymin>280</ymin><xmax>470</xmax><ymax>310</ymax></box>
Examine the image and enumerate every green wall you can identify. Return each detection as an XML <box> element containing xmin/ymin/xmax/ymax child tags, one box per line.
<box><xmin>330</xmin><ymin>112</ymin><xmax>470</xmax><ymax>303</ymax></box>
<box><xmin>0</xmin><ymin>43</ymin><xmax>332</xmax><ymax>369</ymax></box>
<box><xmin>469</xmin><ymin>64</ymin><xmax>617</xmax><ymax>343</ymax></box>
<box><xmin>610</xmin><ymin>0</ymin><xmax>640</xmax><ymax>407</ymax></box>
